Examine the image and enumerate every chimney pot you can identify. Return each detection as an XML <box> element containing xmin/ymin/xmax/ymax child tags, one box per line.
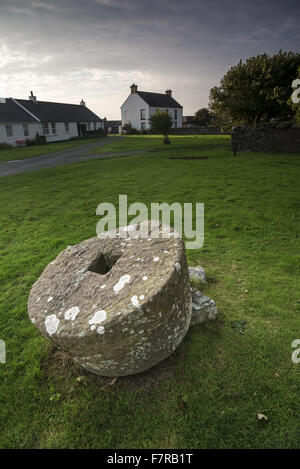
<box><xmin>80</xmin><ymin>99</ymin><xmax>86</xmax><ymax>107</ymax></box>
<box><xmin>165</xmin><ymin>89</ymin><xmax>172</xmax><ymax>96</ymax></box>
<box><xmin>29</xmin><ymin>91</ymin><xmax>37</xmax><ymax>102</ymax></box>
<box><xmin>130</xmin><ymin>83</ymin><xmax>138</xmax><ymax>94</ymax></box>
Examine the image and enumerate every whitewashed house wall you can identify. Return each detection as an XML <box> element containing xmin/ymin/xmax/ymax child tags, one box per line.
<box><xmin>121</xmin><ymin>93</ymin><xmax>149</xmax><ymax>130</ymax></box>
<box><xmin>0</xmin><ymin>95</ymin><xmax>104</xmax><ymax>146</ymax></box>
<box><xmin>121</xmin><ymin>85</ymin><xmax>183</xmax><ymax>131</ymax></box>
<box><xmin>0</xmin><ymin>122</ymin><xmax>42</xmax><ymax>145</ymax></box>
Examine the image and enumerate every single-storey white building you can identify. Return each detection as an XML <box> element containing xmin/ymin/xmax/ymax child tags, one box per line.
<box><xmin>0</xmin><ymin>92</ymin><xmax>104</xmax><ymax>146</ymax></box>
<box><xmin>103</xmin><ymin>119</ymin><xmax>122</xmax><ymax>134</ymax></box>
<box><xmin>121</xmin><ymin>84</ymin><xmax>183</xmax><ymax>131</ymax></box>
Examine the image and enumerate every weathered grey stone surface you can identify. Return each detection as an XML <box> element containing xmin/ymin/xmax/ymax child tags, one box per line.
<box><xmin>231</xmin><ymin>121</ymin><xmax>300</xmax><ymax>153</ymax></box>
<box><xmin>28</xmin><ymin>221</ymin><xmax>192</xmax><ymax>377</ymax></box>
<box><xmin>188</xmin><ymin>266</ymin><xmax>206</xmax><ymax>284</ymax></box>
<box><xmin>190</xmin><ymin>288</ymin><xmax>218</xmax><ymax>326</ymax></box>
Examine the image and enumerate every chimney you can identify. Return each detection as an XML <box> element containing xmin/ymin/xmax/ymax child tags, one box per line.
<box><xmin>29</xmin><ymin>91</ymin><xmax>37</xmax><ymax>102</ymax></box>
<box><xmin>165</xmin><ymin>89</ymin><xmax>172</xmax><ymax>97</ymax></box>
<box><xmin>80</xmin><ymin>99</ymin><xmax>86</xmax><ymax>107</ymax></box>
<box><xmin>130</xmin><ymin>83</ymin><xmax>138</xmax><ymax>94</ymax></box>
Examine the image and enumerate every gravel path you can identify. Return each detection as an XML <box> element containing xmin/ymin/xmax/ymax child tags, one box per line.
<box><xmin>0</xmin><ymin>137</ymin><xmax>145</xmax><ymax>178</ymax></box>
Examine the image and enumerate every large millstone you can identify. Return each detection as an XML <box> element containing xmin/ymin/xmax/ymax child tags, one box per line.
<box><xmin>28</xmin><ymin>221</ymin><xmax>192</xmax><ymax>376</ymax></box>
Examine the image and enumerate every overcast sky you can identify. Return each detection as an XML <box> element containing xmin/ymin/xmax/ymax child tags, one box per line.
<box><xmin>0</xmin><ymin>0</ymin><xmax>299</xmax><ymax>119</ymax></box>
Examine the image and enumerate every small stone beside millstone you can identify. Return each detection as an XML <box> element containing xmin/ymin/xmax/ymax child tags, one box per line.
<box><xmin>190</xmin><ymin>288</ymin><xmax>218</xmax><ymax>326</ymax></box>
<box><xmin>188</xmin><ymin>266</ymin><xmax>219</xmax><ymax>326</ymax></box>
<box><xmin>188</xmin><ymin>266</ymin><xmax>207</xmax><ymax>284</ymax></box>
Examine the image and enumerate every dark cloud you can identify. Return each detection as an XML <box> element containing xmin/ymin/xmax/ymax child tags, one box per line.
<box><xmin>0</xmin><ymin>0</ymin><xmax>299</xmax><ymax>118</ymax></box>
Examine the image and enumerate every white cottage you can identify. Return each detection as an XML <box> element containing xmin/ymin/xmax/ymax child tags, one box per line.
<box><xmin>121</xmin><ymin>84</ymin><xmax>183</xmax><ymax>131</ymax></box>
<box><xmin>0</xmin><ymin>92</ymin><xmax>104</xmax><ymax>146</ymax></box>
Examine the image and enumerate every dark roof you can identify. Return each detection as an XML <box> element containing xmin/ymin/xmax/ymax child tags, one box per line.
<box><xmin>137</xmin><ymin>91</ymin><xmax>183</xmax><ymax>109</ymax></box>
<box><xmin>15</xmin><ymin>99</ymin><xmax>102</xmax><ymax>122</ymax></box>
<box><xmin>105</xmin><ymin>120</ymin><xmax>122</xmax><ymax>126</ymax></box>
<box><xmin>0</xmin><ymin>98</ymin><xmax>38</xmax><ymax>123</ymax></box>
<box><xmin>183</xmin><ymin>116</ymin><xmax>195</xmax><ymax>122</ymax></box>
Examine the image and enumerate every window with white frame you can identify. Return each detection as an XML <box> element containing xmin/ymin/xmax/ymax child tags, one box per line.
<box><xmin>87</xmin><ymin>122</ymin><xmax>91</xmax><ymax>131</ymax></box>
<box><xmin>5</xmin><ymin>125</ymin><xmax>13</xmax><ymax>137</ymax></box>
<box><xmin>140</xmin><ymin>109</ymin><xmax>145</xmax><ymax>120</ymax></box>
<box><xmin>174</xmin><ymin>109</ymin><xmax>178</xmax><ymax>119</ymax></box>
<box><xmin>23</xmin><ymin>124</ymin><xmax>29</xmax><ymax>137</ymax></box>
<box><xmin>65</xmin><ymin>122</ymin><xmax>70</xmax><ymax>133</ymax></box>
<box><xmin>43</xmin><ymin>123</ymin><xmax>49</xmax><ymax>135</ymax></box>
<box><xmin>51</xmin><ymin>122</ymin><xmax>56</xmax><ymax>134</ymax></box>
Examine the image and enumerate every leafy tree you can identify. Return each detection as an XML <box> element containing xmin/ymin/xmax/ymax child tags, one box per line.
<box><xmin>149</xmin><ymin>110</ymin><xmax>173</xmax><ymax>144</ymax></box>
<box><xmin>122</xmin><ymin>123</ymin><xmax>139</xmax><ymax>134</ymax></box>
<box><xmin>209</xmin><ymin>50</ymin><xmax>300</xmax><ymax>127</ymax></box>
<box><xmin>194</xmin><ymin>107</ymin><xmax>212</xmax><ymax>126</ymax></box>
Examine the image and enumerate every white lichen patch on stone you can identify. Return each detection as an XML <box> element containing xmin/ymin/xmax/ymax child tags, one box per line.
<box><xmin>90</xmin><ymin>325</ymin><xmax>96</xmax><ymax>331</ymax></box>
<box><xmin>97</xmin><ymin>326</ymin><xmax>105</xmax><ymax>335</ymax></box>
<box><xmin>175</xmin><ymin>262</ymin><xmax>181</xmax><ymax>272</ymax></box>
<box><xmin>139</xmin><ymin>294</ymin><xmax>145</xmax><ymax>300</ymax></box>
<box><xmin>114</xmin><ymin>274</ymin><xmax>131</xmax><ymax>293</ymax></box>
<box><xmin>89</xmin><ymin>310</ymin><xmax>107</xmax><ymax>325</ymax></box>
<box><xmin>79</xmin><ymin>331</ymin><xmax>85</xmax><ymax>337</ymax></box>
<box><xmin>64</xmin><ymin>306</ymin><xmax>80</xmax><ymax>321</ymax></box>
<box><xmin>154</xmin><ymin>257</ymin><xmax>159</xmax><ymax>262</ymax></box>
<box><xmin>142</xmin><ymin>276</ymin><xmax>148</xmax><ymax>281</ymax></box>
<box><xmin>36</xmin><ymin>297</ymin><xmax>41</xmax><ymax>303</ymax></box>
<box><xmin>101</xmin><ymin>284</ymin><xmax>106</xmax><ymax>289</ymax></box>
<box><xmin>45</xmin><ymin>314</ymin><xmax>59</xmax><ymax>336</ymax></box>
<box><xmin>131</xmin><ymin>295</ymin><xmax>140</xmax><ymax>307</ymax></box>
<box><xmin>31</xmin><ymin>317</ymin><xmax>36</xmax><ymax>323</ymax></box>
<box><xmin>47</xmin><ymin>296</ymin><xmax>54</xmax><ymax>303</ymax></box>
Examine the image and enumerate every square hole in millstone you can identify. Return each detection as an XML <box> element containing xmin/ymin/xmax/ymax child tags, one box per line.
<box><xmin>88</xmin><ymin>252</ymin><xmax>120</xmax><ymax>275</ymax></box>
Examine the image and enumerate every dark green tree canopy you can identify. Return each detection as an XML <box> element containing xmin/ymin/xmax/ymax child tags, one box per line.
<box><xmin>149</xmin><ymin>110</ymin><xmax>173</xmax><ymax>143</ymax></box>
<box><xmin>209</xmin><ymin>50</ymin><xmax>300</xmax><ymax>127</ymax></box>
<box><xmin>194</xmin><ymin>108</ymin><xmax>213</xmax><ymax>126</ymax></box>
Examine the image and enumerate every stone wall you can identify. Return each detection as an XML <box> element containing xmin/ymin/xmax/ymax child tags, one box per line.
<box><xmin>231</xmin><ymin>121</ymin><xmax>300</xmax><ymax>153</ymax></box>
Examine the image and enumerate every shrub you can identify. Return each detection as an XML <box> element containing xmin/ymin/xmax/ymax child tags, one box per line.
<box><xmin>0</xmin><ymin>142</ymin><xmax>13</xmax><ymax>150</ymax></box>
<box><xmin>26</xmin><ymin>132</ymin><xmax>46</xmax><ymax>146</ymax></box>
<box><xmin>122</xmin><ymin>123</ymin><xmax>140</xmax><ymax>135</ymax></box>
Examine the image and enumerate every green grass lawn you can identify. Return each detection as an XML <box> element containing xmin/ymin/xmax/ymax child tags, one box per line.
<box><xmin>0</xmin><ymin>137</ymin><xmax>108</xmax><ymax>163</ymax></box>
<box><xmin>0</xmin><ymin>135</ymin><xmax>299</xmax><ymax>448</ymax></box>
<box><xmin>92</xmin><ymin>134</ymin><xmax>228</xmax><ymax>154</ymax></box>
